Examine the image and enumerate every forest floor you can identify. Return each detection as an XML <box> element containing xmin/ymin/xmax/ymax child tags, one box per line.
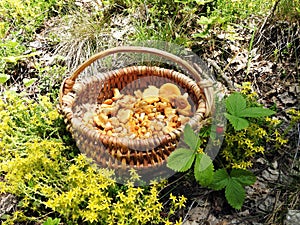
<box><xmin>170</xmin><ymin>18</ymin><xmax>300</xmax><ymax>225</ymax></box>
<box><xmin>0</xmin><ymin>0</ymin><xmax>299</xmax><ymax>224</ymax></box>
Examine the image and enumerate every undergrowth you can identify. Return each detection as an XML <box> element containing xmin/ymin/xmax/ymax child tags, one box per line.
<box><xmin>0</xmin><ymin>0</ymin><xmax>298</xmax><ymax>223</ymax></box>
<box><xmin>0</xmin><ymin>91</ymin><xmax>185</xmax><ymax>224</ymax></box>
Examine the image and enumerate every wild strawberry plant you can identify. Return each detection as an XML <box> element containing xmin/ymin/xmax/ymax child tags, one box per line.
<box><xmin>167</xmin><ymin>86</ymin><xmax>284</xmax><ymax>209</ymax></box>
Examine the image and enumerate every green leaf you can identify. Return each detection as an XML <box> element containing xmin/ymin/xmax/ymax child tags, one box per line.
<box><xmin>239</xmin><ymin>107</ymin><xmax>275</xmax><ymax>118</ymax></box>
<box><xmin>192</xmin><ymin>31</ymin><xmax>209</xmax><ymax>38</ymax></box>
<box><xmin>225</xmin><ymin>179</ymin><xmax>245</xmax><ymax>210</ymax></box>
<box><xmin>197</xmin><ymin>16</ymin><xmax>213</xmax><ymax>25</ymax></box>
<box><xmin>225</xmin><ymin>113</ymin><xmax>249</xmax><ymax>130</ymax></box>
<box><xmin>195</xmin><ymin>0</ymin><xmax>214</xmax><ymax>6</ymax></box>
<box><xmin>23</xmin><ymin>78</ymin><xmax>37</xmax><ymax>87</ymax></box>
<box><xmin>231</xmin><ymin>169</ymin><xmax>256</xmax><ymax>186</ymax></box>
<box><xmin>167</xmin><ymin>148</ymin><xmax>195</xmax><ymax>172</ymax></box>
<box><xmin>210</xmin><ymin>168</ymin><xmax>229</xmax><ymax>190</ymax></box>
<box><xmin>184</xmin><ymin>124</ymin><xmax>199</xmax><ymax>150</ymax></box>
<box><xmin>194</xmin><ymin>153</ymin><xmax>214</xmax><ymax>187</ymax></box>
<box><xmin>225</xmin><ymin>92</ymin><xmax>246</xmax><ymax>116</ymax></box>
<box><xmin>0</xmin><ymin>74</ymin><xmax>10</xmax><ymax>84</ymax></box>
<box><xmin>43</xmin><ymin>217</ymin><xmax>60</xmax><ymax>225</ymax></box>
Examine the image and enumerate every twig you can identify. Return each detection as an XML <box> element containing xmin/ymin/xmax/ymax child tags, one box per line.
<box><xmin>291</xmin><ymin>122</ymin><xmax>300</xmax><ymax>170</ymax></box>
<box><xmin>182</xmin><ymin>200</ymin><xmax>197</xmax><ymax>223</ymax></box>
<box><xmin>206</xmin><ymin>58</ymin><xmax>234</xmax><ymax>90</ymax></box>
<box><xmin>256</xmin><ymin>0</ymin><xmax>281</xmax><ymax>44</ymax></box>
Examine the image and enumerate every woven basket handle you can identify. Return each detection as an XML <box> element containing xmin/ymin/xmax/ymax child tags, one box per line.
<box><xmin>60</xmin><ymin>46</ymin><xmax>213</xmax><ymax>107</ymax></box>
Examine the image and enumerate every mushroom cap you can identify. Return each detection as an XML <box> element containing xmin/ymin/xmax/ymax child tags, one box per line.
<box><xmin>159</xmin><ymin>83</ymin><xmax>181</xmax><ymax>101</ymax></box>
<box><xmin>117</xmin><ymin>108</ymin><xmax>132</xmax><ymax>124</ymax></box>
<box><xmin>143</xmin><ymin>85</ymin><xmax>159</xmax><ymax>98</ymax></box>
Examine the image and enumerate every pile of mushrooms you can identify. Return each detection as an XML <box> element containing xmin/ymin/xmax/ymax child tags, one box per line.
<box><xmin>93</xmin><ymin>83</ymin><xmax>193</xmax><ymax>139</ymax></box>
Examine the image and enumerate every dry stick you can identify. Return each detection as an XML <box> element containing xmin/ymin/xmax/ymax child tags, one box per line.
<box><xmin>182</xmin><ymin>200</ymin><xmax>197</xmax><ymax>223</ymax></box>
<box><xmin>206</xmin><ymin>58</ymin><xmax>235</xmax><ymax>91</ymax></box>
<box><xmin>256</xmin><ymin>0</ymin><xmax>281</xmax><ymax>44</ymax></box>
<box><xmin>291</xmin><ymin>122</ymin><xmax>300</xmax><ymax>170</ymax></box>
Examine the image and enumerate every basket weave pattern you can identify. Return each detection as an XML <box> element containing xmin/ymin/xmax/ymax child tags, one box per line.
<box><xmin>60</xmin><ymin>47</ymin><xmax>214</xmax><ymax>169</ymax></box>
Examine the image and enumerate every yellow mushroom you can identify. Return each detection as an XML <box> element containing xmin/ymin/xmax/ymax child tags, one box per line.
<box><xmin>94</xmin><ymin>113</ymin><xmax>108</xmax><ymax>128</ymax></box>
<box><xmin>174</xmin><ymin>95</ymin><xmax>189</xmax><ymax>109</ymax></box>
<box><xmin>159</xmin><ymin>83</ymin><xmax>181</xmax><ymax>102</ymax></box>
<box><xmin>117</xmin><ymin>108</ymin><xmax>132</xmax><ymax>124</ymax></box>
<box><xmin>164</xmin><ymin>107</ymin><xmax>176</xmax><ymax>118</ymax></box>
<box><xmin>103</xmin><ymin>99</ymin><xmax>113</xmax><ymax>105</ymax></box>
<box><xmin>134</xmin><ymin>90</ymin><xmax>143</xmax><ymax>99</ymax></box>
<box><xmin>143</xmin><ymin>85</ymin><xmax>159</xmax><ymax>98</ymax></box>
<box><xmin>177</xmin><ymin>105</ymin><xmax>192</xmax><ymax>116</ymax></box>
<box><xmin>112</xmin><ymin>88</ymin><xmax>123</xmax><ymax>101</ymax></box>
<box><xmin>174</xmin><ymin>94</ymin><xmax>193</xmax><ymax>116</ymax></box>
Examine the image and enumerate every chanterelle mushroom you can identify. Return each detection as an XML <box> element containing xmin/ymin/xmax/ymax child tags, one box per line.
<box><xmin>117</xmin><ymin>108</ymin><xmax>132</xmax><ymax>124</ymax></box>
<box><xmin>159</xmin><ymin>83</ymin><xmax>181</xmax><ymax>102</ymax></box>
<box><xmin>174</xmin><ymin>93</ymin><xmax>192</xmax><ymax>116</ymax></box>
<box><xmin>143</xmin><ymin>85</ymin><xmax>159</xmax><ymax>98</ymax></box>
<box><xmin>112</xmin><ymin>88</ymin><xmax>123</xmax><ymax>100</ymax></box>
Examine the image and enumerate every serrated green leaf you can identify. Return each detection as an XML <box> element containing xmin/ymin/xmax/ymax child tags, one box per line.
<box><xmin>231</xmin><ymin>169</ymin><xmax>256</xmax><ymax>186</ymax></box>
<box><xmin>225</xmin><ymin>92</ymin><xmax>246</xmax><ymax>116</ymax></box>
<box><xmin>184</xmin><ymin>124</ymin><xmax>199</xmax><ymax>150</ymax></box>
<box><xmin>225</xmin><ymin>113</ymin><xmax>249</xmax><ymax>130</ymax></box>
<box><xmin>167</xmin><ymin>148</ymin><xmax>195</xmax><ymax>172</ymax></box>
<box><xmin>23</xmin><ymin>78</ymin><xmax>37</xmax><ymax>88</ymax></box>
<box><xmin>210</xmin><ymin>168</ymin><xmax>229</xmax><ymax>190</ymax></box>
<box><xmin>194</xmin><ymin>153</ymin><xmax>214</xmax><ymax>187</ymax></box>
<box><xmin>225</xmin><ymin>179</ymin><xmax>245</xmax><ymax>210</ymax></box>
<box><xmin>239</xmin><ymin>107</ymin><xmax>275</xmax><ymax>118</ymax></box>
<box><xmin>0</xmin><ymin>74</ymin><xmax>10</xmax><ymax>84</ymax></box>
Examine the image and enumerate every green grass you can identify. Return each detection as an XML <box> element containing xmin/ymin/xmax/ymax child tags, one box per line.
<box><xmin>0</xmin><ymin>0</ymin><xmax>299</xmax><ymax>224</ymax></box>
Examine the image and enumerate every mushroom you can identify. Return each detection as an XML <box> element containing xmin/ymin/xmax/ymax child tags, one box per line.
<box><xmin>177</xmin><ymin>105</ymin><xmax>192</xmax><ymax>116</ymax></box>
<box><xmin>94</xmin><ymin>113</ymin><xmax>108</xmax><ymax>128</ymax></box>
<box><xmin>103</xmin><ymin>99</ymin><xmax>113</xmax><ymax>105</ymax></box>
<box><xmin>174</xmin><ymin>95</ymin><xmax>189</xmax><ymax>109</ymax></box>
<box><xmin>143</xmin><ymin>85</ymin><xmax>160</xmax><ymax>103</ymax></box>
<box><xmin>112</xmin><ymin>88</ymin><xmax>123</xmax><ymax>101</ymax></box>
<box><xmin>117</xmin><ymin>108</ymin><xmax>132</xmax><ymax>124</ymax></box>
<box><xmin>159</xmin><ymin>83</ymin><xmax>181</xmax><ymax>102</ymax></box>
<box><xmin>100</xmin><ymin>103</ymin><xmax>119</xmax><ymax>116</ymax></box>
<box><xmin>118</xmin><ymin>95</ymin><xmax>136</xmax><ymax>109</ymax></box>
<box><xmin>174</xmin><ymin>93</ymin><xmax>192</xmax><ymax>116</ymax></box>
<box><xmin>109</xmin><ymin>117</ymin><xmax>119</xmax><ymax>127</ymax></box>
<box><xmin>164</xmin><ymin>107</ymin><xmax>176</xmax><ymax>118</ymax></box>
<box><xmin>134</xmin><ymin>90</ymin><xmax>143</xmax><ymax>99</ymax></box>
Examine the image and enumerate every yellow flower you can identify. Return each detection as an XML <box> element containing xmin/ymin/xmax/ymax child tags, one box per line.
<box><xmin>197</xmin><ymin>147</ymin><xmax>204</xmax><ymax>153</ymax></box>
<box><xmin>169</xmin><ymin>193</ymin><xmax>177</xmax><ymax>203</ymax></box>
<box><xmin>175</xmin><ymin>218</ymin><xmax>183</xmax><ymax>225</ymax></box>
<box><xmin>287</xmin><ymin>108</ymin><xmax>296</xmax><ymax>115</ymax></box>
<box><xmin>276</xmin><ymin>137</ymin><xmax>288</xmax><ymax>145</ymax></box>
<box><xmin>244</xmin><ymin>138</ymin><xmax>254</xmax><ymax>148</ymax></box>
<box><xmin>271</xmin><ymin>118</ymin><xmax>281</xmax><ymax>126</ymax></box>
<box><xmin>177</xmin><ymin>195</ymin><xmax>187</xmax><ymax>208</ymax></box>
<box><xmin>164</xmin><ymin>220</ymin><xmax>173</xmax><ymax>225</ymax></box>
<box><xmin>265</xmin><ymin>117</ymin><xmax>272</xmax><ymax>122</ymax></box>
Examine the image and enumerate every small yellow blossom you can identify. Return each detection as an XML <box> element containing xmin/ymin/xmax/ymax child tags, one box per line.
<box><xmin>169</xmin><ymin>193</ymin><xmax>177</xmax><ymax>203</ymax></box>
<box><xmin>164</xmin><ymin>220</ymin><xmax>173</xmax><ymax>225</ymax></box>
<box><xmin>197</xmin><ymin>147</ymin><xmax>204</xmax><ymax>153</ymax></box>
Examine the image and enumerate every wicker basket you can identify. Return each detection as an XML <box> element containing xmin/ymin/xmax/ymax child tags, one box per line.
<box><xmin>59</xmin><ymin>46</ymin><xmax>214</xmax><ymax>171</ymax></box>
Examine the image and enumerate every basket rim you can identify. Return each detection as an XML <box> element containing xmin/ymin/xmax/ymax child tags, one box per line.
<box><xmin>64</xmin><ymin>65</ymin><xmax>208</xmax><ymax>147</ymax></box>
